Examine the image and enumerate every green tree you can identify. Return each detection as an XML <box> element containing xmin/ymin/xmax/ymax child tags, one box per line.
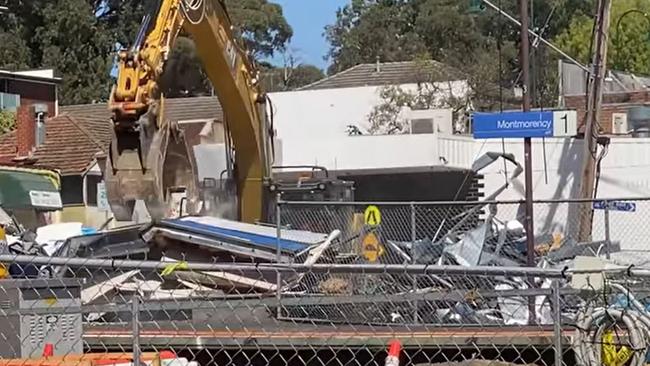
<box><xmin>225</xmin><ymin>0</ymin><xmax>293</xmax><ymax>59</ymax></box>
<box><xmin>261</xmin><ymin>64</ymin><xmax>325</xmax><ymax>92</ymax></box>
<box><xmin>0</xmin><ymin>0</ymin><xmax>113</xmax><ymax>104</ymax></box>
<box><xmin>0</xmin><ymin>0</ymin><xmax>292</xmax><ymax>105</ymax></box>
<box><xmin>92</xmin><ymin>0</ymin><xmax>147</xmax><ymax>47</ymax></box>
<box><xmin>93</xmin><ymin>0</ymin><xmax>293</xmax><ymax>59</ymax></box>
<box><xmin>0</xmin><ymin>110</ymin><xmax>16</xmax><ymax>134</ymax></box>
<box><xmin>36</xmin><ymin>0</ymin><xmax>113</xmax><ymax>104</ymax></box>
<box><xmin>285</xmin><ymin>65</ymin><xmax>325</xmax><ymax>89</ymax></box>
<box><xmin>555</xmin><ymin>0</ymin><xmax>650</xmax><ymax>74</ymax></box>
<box><xmin>325</xmin><ymin>0</ymin><xmax>427</xmax><ymax>75</ymax></box>
<box><xmin>160</xmin><ymin>37</ymin><xmax>212</xmax><ymax>97</ymax></box>
<box><xmin>325</xmin><ymin>0</ymin><xmax>596</xmax><ymax>107</ymax></box>
<box><xmin>97</xmin><ymin>0</ymin><xmax>294</xmax><ymax>97</ymax></box>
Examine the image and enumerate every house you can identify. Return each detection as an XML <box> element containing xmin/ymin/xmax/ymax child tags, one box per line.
<box><xmin>559</xmin><ymin>60</ymin><xmax>650</xmax><ymax>135</ymax></box>
<box><xmin>61</xmin><ymin>96</ymin><xmax>225</xmax><ymax>147</ymax></box>
<box><xmin>0</xmin><ymin>69</ymin><xmax>61</xmax><ymax>162</ymax></box>
<box><xmin>0</xmin><ymin>89</ymin><xmax>225</xmax><ymax>227</ymax></box>
<box><xmin>269</xmin><ymin>61</ymin><xmax>487</xmax><ymax>202</ymax></box>
<box><xmin>298</xmin><ymin>60</ymin><xmax>466</xmax><ymax>90</ymax></box>
<box><xmin>0</xmin><ymin>69</ymin><xmax>60</xmax><ymax>115</ymax></box>
<box><xmin>0</xmin><ymin>108</ymin><xmax>112</xmax><ymax>227</ymax></box>
<box><xmin>55</xmin><ymin>60</ymin><xmax>487</xmax><ymax>221</ymax></box>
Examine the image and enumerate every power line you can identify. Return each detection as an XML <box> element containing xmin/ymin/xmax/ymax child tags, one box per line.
<box><xmin>480</xmin><ymin>0</ymin><xmax>590</xmax><ymax>73</ymax></box>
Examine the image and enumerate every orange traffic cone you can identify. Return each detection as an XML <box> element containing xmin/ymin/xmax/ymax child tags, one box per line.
<box><xmin>385</xmin><ymin>340</ymin><xmax>401</xmax><ymax>366</ymax></box>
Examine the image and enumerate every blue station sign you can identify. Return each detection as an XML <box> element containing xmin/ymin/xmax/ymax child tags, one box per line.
<box><xmin>473</xmin><ymin>111</ymin><xmax>553</xmax><ymax>138</ymax></box>
<box><xmin>472</xmin><ymin>110</ymin><xmax>577</xmax><ymax>139</ymax></box>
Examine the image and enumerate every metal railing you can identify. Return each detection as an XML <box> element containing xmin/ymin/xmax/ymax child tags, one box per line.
<box><xmin>1</xmin><ymin>197</ymin><xmax>650</xmax><ymax>365</ymax></box>
<box><xmin>2</xmin><ymin>257</ymin><xmax>650</xmax><ymax>366</ymax></box>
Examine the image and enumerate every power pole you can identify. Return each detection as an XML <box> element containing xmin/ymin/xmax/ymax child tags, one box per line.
<box><xmin>577</xmin><ymin>0</ymin><xmax>612</xmax><ymax>241</ymax></box>
<box><xmin>519</xmin><ymin>0</ymin><xmax>536</xmax><ymax>325</ymax></box>
<box><xmin>519</xmin><ymin>0</ymin><xmax>533</xmax><ymax>268</ymax></box>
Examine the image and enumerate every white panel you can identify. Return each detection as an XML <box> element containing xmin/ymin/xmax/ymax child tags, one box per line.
<box><xmin>612</xmin><ymin>113</ymin><xmax>628</xmax><ymax>134</ymax></box>
<box><xmin>552</xmin><ymin>110</ymin><xmax>577</xmax><ymax>136</ymax></box>
<box><xmin>193</xmin><ymin>143</ymin><xmax>228</xmax><ymax>182</ymax></box>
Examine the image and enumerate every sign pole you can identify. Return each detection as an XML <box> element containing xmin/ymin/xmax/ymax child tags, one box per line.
<box><xmin>519</xmin><ymin>0</ymin><xmax>534</xmax><ymax>267</ymax></box>
<box><xmin>519</xmin><ymin>0</ymin><xmax>536</xmax><ymax>325</ymax></box>
<box><xmin>604</xmin><ymin>201</ymin><xmax>611</xmax><ymax>259</ymax></box>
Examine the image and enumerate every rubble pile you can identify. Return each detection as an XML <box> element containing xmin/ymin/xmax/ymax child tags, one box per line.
<box><xmin>0</xmin><ymin>193</ymin><xmax>636</xmax><ymax>328</ymax></box>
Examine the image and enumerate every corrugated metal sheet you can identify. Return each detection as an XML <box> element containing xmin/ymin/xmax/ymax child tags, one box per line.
<box><xmin>561</xmin><ymin>60</ymin><xmax>650</xmax><ymax>96</ymax></box>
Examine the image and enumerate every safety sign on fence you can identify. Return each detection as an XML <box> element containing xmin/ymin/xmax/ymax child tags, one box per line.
<box><xmin>364</xmin><ymin>205</ymin><xmax>382</xmax><ymax>227</ymax></box>
<box><xmin>592</xmin><ymin>200</ymin><xmax>636</xmax><ymax>212</ymax></box>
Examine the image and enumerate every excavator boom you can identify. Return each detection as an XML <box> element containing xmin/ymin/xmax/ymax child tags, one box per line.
<box><xmin>106</xmin><ymin>0</ymin><xmax>270</xmax><ymax>223</ymax></box>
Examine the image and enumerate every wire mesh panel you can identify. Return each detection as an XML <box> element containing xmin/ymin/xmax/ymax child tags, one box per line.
<box><xmin>0</xmin><ymin>256</ymin><xmax>572</xmax><ymax>366</ymax></box>
<box><xmin>4</xmin><ymin>198</ymin><xmax>650</xmax><ymax>366</ymax></box>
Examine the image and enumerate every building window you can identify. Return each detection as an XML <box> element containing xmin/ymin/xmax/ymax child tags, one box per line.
<box><xmin>85</xmin><ymin>174</ymin><xmax>102</xmax><ymax>206</ymax></box>
<box><xmin>35</xmin><ymin>115</ymin><xmax>46</xmax><ymax>147</ymax></box>
<box><xmin>0</xmin><ymin>92</ymin><xmax>20</xmax><ymax>112</ymax></box>
<box><xmin>61</xmin><ymin>175</ymin><xmax>84</xmax><ymax>205</ymax></box>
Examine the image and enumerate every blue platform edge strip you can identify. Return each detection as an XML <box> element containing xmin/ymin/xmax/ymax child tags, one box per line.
<box><xmin>160</xmin><ymin>219</ymin><xmax>311</xmax><ymax>253</ymax></box>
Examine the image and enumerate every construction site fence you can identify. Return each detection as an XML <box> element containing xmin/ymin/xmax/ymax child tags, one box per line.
<box><xmin>275</xmin><ymin>197</ymin><xmax>650</xmax><ymax>265</ymax></box>
<box><xmin>3</xmin><ymin>257</ymin><xmax>650</xmax><ymax>366</ymax></box>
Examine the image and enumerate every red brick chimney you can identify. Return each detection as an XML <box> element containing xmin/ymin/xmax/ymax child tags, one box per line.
<box><xmin>15</xmin><ymin>105</ymin><xmax>35</xmax><ymax>157</ymax></box>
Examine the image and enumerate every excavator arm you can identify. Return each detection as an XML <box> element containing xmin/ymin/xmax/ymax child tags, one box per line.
<box><xmin>106</xmin><ymin>0</ymin><xmax>271</xmax><ymax>223</ymax></box>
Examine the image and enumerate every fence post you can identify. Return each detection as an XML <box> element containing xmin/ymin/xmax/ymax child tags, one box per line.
<box><xmin>276</xmin><ymin>194</ymin><xmax>282</xmax><ymax>318</ymax></box>
<box><xmin>410</xmin><ymin>202</ymin><xmax>418</xmax><ymax>324</ymax></box>
<box><xmin>132</xmin><ymin>294</ymin><xmax>141</xmax><ymax>366</ymax></box>
<box><xmin>552</xmin><ymin>280</ymin><xmax>563</xmax><ymax>366</ymax></box>
<box><xmin>604</xmin><ymin>200</ymin><xmax>611</xmax><ymax>259</ymax></box>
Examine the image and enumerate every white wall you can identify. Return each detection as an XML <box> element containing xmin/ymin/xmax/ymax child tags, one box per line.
<box><xmin>269</xmin><ymin>85</ymin><xmax>650</xmax><ymax>253</ymax></box>
<box><xmin>276</xmin><ymin>133</ymin><xmax>441</xmax><ymax>170</ymax></box>
<box><xmin>269</xmin><ymin>82</ymin><xmax>468</xmax><ymax>171</ymax></box>
<box><xmin>437</xmin><ymin>136</ymin><xmax>650</xmax><ymax>252</ymax></box>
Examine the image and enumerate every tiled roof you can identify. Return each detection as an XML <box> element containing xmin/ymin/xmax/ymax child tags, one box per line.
<box><xmin>299</xmin><ymin>61</ymin><xmax>465</xmax><ymax>90</ymax></box>
<box><xmin>30</xmin><ymin>114</ymin><xmax>112</xmax><ymax>175</ymax></box>
<box><xmin>60</xmin><ymin>96</ymin><xmax>224</xmax><ymax>122</ymax></box>
<box><xmin>0</xmin><ymin>114</ymin><xmax>112</xmax><ymax>174</ymax></box>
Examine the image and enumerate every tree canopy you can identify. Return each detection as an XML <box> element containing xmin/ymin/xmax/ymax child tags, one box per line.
<box><xmin>324</xmin><ymin>0</ymin><xmax>615</xmax><ymax>115</ymax></box>
<box><xmin>323</xmin><ymin>0</ymin><xmax>603</xmax><ymax>133</ymax></box>
<box><xmin>555</xmin><ymin>0</ymin><xmax>650</xmax><ymax>75</ymax></box>
<box><xmin>0</xmin><ymin>0</ymin><xmax>114</xmax><ymax>104</ymax></box>
<box><xmin>0</xmin><ymin>0</ymin><xmax>313</xmax><ymax>105</ymax></box>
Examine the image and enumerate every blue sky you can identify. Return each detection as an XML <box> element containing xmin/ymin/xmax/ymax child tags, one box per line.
<box><xmin>269</xmin><ymin>0</ymin><xmax>349</xmax><ymax>70</ymax></box>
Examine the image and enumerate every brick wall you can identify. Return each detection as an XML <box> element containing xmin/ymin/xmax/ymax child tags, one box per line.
<box><xmin>3</xmin><ymin>79</ymin><xmax>56</xmax><ymax>112</ymax></box>
<box><xmin>564</xmin><ymin>91</ymin><xmax>650</xmax><ymax>134</ymax></box>
<box><xmin>15</xmin><ymin>105</ymin><xmax>34</xmax><ymax>157</ymax></box>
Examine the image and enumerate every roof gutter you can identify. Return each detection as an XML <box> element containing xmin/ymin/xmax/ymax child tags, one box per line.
<box><xmin>0</xmin><ymin>72</ymin><xmax>62</xmax><ymax>85</ymax></box>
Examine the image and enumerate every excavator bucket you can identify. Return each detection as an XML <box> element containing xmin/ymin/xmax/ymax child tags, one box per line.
<box><xmin>103</xmin><ymin>111</ymin><xmax>199</xmax><ymax>221</ymax></box>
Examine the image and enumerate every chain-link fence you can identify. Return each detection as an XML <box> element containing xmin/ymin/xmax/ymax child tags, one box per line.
<box><xmin>2</xmin><ymin>198</ymin><xmax>650</xmax><ymax>366</ymax></box>
<box><xmin>277</xmin><ymin>198</ymin><xmax>650</xmax><ymax>268</ymax></box>
<box><xmin>4</xmin><ymin>257</ymin><xmax>650</xmax><ymax>366</ymax></box>
<box><xmin>0</xmin><ymin>258</ymin><xmax>568</xmax><ymax>366</ymax></box>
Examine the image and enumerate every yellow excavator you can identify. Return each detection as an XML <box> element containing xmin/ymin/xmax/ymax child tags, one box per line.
<box><xmin>105</xmin><ymin>0</ymin><xmax>352</xmax><ymax>223</ymax></box>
